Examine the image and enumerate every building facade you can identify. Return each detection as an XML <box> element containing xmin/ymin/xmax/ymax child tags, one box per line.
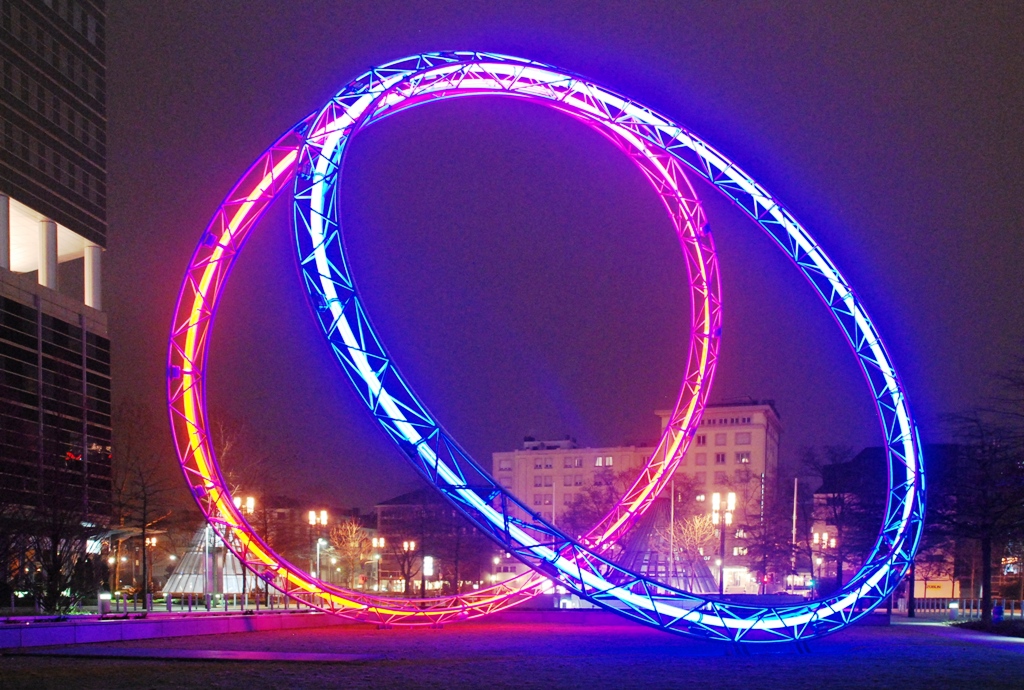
<box><xmin>0</xmin><ymin>0</ymin><xmax>109</xmax><ymax>518</ymax></box>
<box><xmin>491</xmin><ymin>401</ymin><xmax>782</xmax><ymax>593</ymax></box>
<box><xmin>493</xmin><ymin>402</ymin><xmax>782</xmax><ymax>529</ymax></box>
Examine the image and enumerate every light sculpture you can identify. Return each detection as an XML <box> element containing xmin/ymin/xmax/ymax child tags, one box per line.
<box><xmin>167</xmin><ymin>54</ymin><xmax>722</xmax><ymax>625</ymax></box>
<box><xmin>169</xmin><ymin>51</ymin><xmax>925</xmax><ymax>642</ymax></box>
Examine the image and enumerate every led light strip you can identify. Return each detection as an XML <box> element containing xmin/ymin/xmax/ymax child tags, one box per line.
<box><xmin>292</xmin><ymin>52</ymin><xmax>924</xmax><ymax>642</ymax></box>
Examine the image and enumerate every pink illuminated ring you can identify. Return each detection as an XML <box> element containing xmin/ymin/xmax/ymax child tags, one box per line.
<box><xmin>166</xmin><ymin>60</ymin><xmax>722</xmax><ymax>623</ymax></box>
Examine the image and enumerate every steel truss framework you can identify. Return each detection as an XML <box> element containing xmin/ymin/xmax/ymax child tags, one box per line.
<box><xmin>166</xmin><ymin>74</ymin><xmax>722</xmax><ymax>623</ymax></box>
<box><xmin>168</xmin><ymin>51</ymin><xmax>924</xmax><ymax>641</ymax></box>
<box><xmin>290</xmin><ymin>53</ymin><xmax>925</xmax><ymax>642</ymax></box>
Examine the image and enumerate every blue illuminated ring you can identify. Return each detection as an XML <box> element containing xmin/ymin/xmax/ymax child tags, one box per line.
<box><xmin>293</xmin><ymin>52</ymin><xmax>924</xmax><ymax>642</ymax></box>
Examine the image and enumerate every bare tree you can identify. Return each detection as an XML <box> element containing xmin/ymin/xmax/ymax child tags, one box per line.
<box><xmin>802</xmin><ymin>446</ymin><xmax>880</xmax><ymax>593</ymax></box>
<box><xmin>30</xmin><ymin>466</ymin><xmax>103</xmax><ymax>614</ymax></box>
<box><xmin>659</xmin><ymin>514</ymin><xmax>716</xmax><ymax>559</ymax></box>
<box><xmin>111</xmin><ymin>399</ymin><xmax>175</xmax><ymax>601</ymax></box>
<box><xmin>385</xmin><ymin>537</ymin><xmax>420</xmax><ymax>596</ymax></box>
<box><xmin>329</xmin><ymin>518</ymin><xmax>370</xmax><ymax>588</ymax></box>
<box><xmin>935</xmin><ymin>412</ymin><xmax>1024</xmax><ymax>622</ymax></box>
<box><xmin>559</xmin><ymin>466</ymin><xmax>641</xmax><ymax>539</ymax></box>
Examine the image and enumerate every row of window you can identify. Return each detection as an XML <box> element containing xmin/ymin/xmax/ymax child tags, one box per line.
<box><xmin>691</xmin><ymin>469</ymin><xmax>752</xmax><ymax>485</ymax></box>
<box><xmin>498</xmin><ymin>454</ymin><xmax>616</xmax><ymax>472</ymax></box>
<box><xmin>1</xmin><ymin>57</ymin><xmax>105</xmax><ymax>156</ymax></box>
<box><xmin>532</xmin><ymin>474</ymin><xmax>586</xmax><ymax>487</ymax></box>
<box><xmin>702</xmin><ymin>416</ymin><xmax>753</xmax><ymax>426</ymax></box>
<box><xmin>532</xmin><ymin>492</ymin><xmax>590</xmax><ymax>508</ymax></box>
<box><xmin>528</xmin><ymin>454</ymin><xmax>614</xmax><ymax>470</ymax></box>
<box><xmin>1</xmin><ymin>119</ymin><xmax>104</xmax><ymax>206</ymax></box>
<box><xmin>686</xmin><ymin>451</ymin><xmax>751</xmax><ymax>466</ymax></box>
<box><xmin>5</xmin><ymin>1</ymin><xmax>104</xmax><ymax>101</ymax></box>
<box><xmin>694</xmin><ymin>431</ymin><xmax>752</xmax><ymax>447</ymax></box>
<box><xmin>40</xmin><ymin>0</ymin><xmax>101</xmax><ymax>47</ymax></box>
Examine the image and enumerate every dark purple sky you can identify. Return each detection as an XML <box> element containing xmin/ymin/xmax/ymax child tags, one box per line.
<box><xmin>105</xmin><ymin>1</ymin><xmax>1024</xmax><ymax>510</ymax></box>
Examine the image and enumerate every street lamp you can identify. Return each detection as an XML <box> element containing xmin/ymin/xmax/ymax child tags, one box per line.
<box><xmin>711</xmin><ymin>492</ymin><xmax>735</xmax><ymax>595</ymax></box>
<box><xmin>813</xmin><ymin>532</ymin><xmax>837</xmax><ymax>590</ymax></box>
<box><xmin>308</xmin><ymin>509</ymin><xmax>328</xmax><ymax>574</ymax></box>
<box><xmin>315</xmin><ymin>538</ymin><xmax>327</xmax><ymax>579</ymax></box>
<box><xmin>234</xmin><ymin>495</ymin><xmax>256</xmax><ymax>606</ymax></box>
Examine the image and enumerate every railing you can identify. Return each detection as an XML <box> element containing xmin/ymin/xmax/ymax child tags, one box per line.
<box><xmin>898</xmin><ymin>597</ymin><xmax>1022</xmax><ymax>618</ymax></box>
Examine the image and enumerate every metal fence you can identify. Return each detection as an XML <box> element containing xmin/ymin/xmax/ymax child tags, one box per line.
<box><xmin>899</xmin><ymin>597</ymin><xmax>1022</xmax><ymax>618</ymax></box>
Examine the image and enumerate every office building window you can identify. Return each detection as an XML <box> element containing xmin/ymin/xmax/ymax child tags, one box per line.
<box><xmin>695</xmin><ymin>472</ymin><xmax>706</xmax><ymax>484</ymax></box>
<box><xmin>715</xmin><ymin>433</ymin><xmax>727</xmax><ymax>446</ymax></box>
<box><xmin>735</xmin><ymin>451</ymin><xmax>751</xmax><ymax>464</ymax></box>
<box><xmin>695</xmin><ymin>453</ymin><xmax>707</xmax><ymax>466</ymax></box>
<box><xmin>735</xmin><ymin>432</ymin><xmax>752</xmax><ymax>445</ymax></box>
<box><xmin>714</xmin><ymin>471</ymin><xmax>727</xmax><ymax>485</ymax></box>
<box><xmin>695</xmin><ymin>435</ymin><xmax>707</xmax><ymax>446</ymax></box>
<box><xmin>715</xmin><ymin>453</ymin><xmax>726</xmax><ymax>464</ymax></box>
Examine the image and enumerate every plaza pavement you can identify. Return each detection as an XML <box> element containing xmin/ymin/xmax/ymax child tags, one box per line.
<box><xmin>2</xmin><ymin>614</ymin><xmax>1023</xmax><ymax>689</ymax></box>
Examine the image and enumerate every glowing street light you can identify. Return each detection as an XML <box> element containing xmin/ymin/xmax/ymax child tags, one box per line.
<box><xmin>711</xmin><ymin>492</ymin><xmax>736</xmax><ymax>595</ymax></box>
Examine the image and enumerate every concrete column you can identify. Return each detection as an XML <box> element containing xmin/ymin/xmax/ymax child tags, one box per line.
<box><xmin>0</xmin><ymin>194</ymin><xmax>9</xmax><ymax>270</ymax></box>
<box><xmin>84</xmin><ymin>244</ymin><xmax>102</xmax><ymax>310</ymax></box>
<box><xmin>38</xmin><ymin>219</ymin><xmax>57</xmax><ymax>289</ymax></box>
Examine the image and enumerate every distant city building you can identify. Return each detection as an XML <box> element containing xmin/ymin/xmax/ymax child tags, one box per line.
<box><xmin>491</xmin><ymin>401</ymin><xmax>783</xmax><ymax>594</ymax></box>
<box><xmin>812</xmin><ymin>444</ymin><xmax>961</xmax><ymax>601</ymax></box>
<box><xmin>492</xmin><ymin>438</ymin><xmax>653</xmax><ymax>524</ymax></box>
<box><xmin>0</xmin><ymin>1</ymin><xmax>110</xmax><ymax>518</ymax></box>
<box><xmin>374</xmin><ymin>487</ymin><xmax>492</xmax><ymax>595</ymax></box>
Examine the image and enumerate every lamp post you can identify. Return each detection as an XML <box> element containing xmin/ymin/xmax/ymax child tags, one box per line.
<box><xmin>234</xmin><ymin>495</ymin><xmax>255</xmax><ymax>607</ymax></box>
<box><xmin>711</xmin><ymin>492</ymin><xmax>735</xmax><ymax>595</ymax></box>
<box><xmin>308</xmin><ymin>509</ymin><xmax>328</xmax><ymax>575</ymax></box>
<box><xmin>203</xmin><ymin>524</ymin><xmax>211</xmax><ymax>611</ymax></box>
<box><xmin>369</xmin><ymin>537</ymin><xmax>386</xmax><ymax>591</ymax></box>
<box><xmin>402</xmin><ymin>540</ymin><xmax>416</xmax><ymax>595</ymax></box>
<box><xmin>315</xmin><ymin>538</ymin><xmax>327</xmax><ymax>579</ymax></box>
<box><xmin>144</xmin><ymin>536</ymin><xmax>157</xmax><ymax>610</ymax></box>
<box><xmin>813</xmin><ymin>531</ymin><xmax>836</xmax><ymax>594</ymax></box>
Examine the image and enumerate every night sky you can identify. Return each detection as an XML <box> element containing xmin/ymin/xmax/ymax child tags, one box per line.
<box><xmin>104</xmin><ymin>1</ymin><xmax>1024</xmax><ymax>509</ymax></box>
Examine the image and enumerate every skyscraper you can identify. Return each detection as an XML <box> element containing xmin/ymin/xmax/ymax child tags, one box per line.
<box><xmin>0</xmin><ymin>0</ymin><xmax>110</xmax><ymax>518</ymax></box>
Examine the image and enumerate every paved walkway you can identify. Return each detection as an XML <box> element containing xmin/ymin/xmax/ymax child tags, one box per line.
<box><xmin>3</xmin><ymin>617</ymin><xmax>1023</xmax><ymax>688</ymax></box>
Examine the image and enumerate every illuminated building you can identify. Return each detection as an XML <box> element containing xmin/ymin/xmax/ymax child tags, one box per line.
<box><xmin>492</xmin><ymin>402</ymin><xmax>782</xmax><ymax>592</ymax></box>
<box><xmin>0</xmin><ymin>0</ymin><xmax>110</xmax><ymax>517</ymax></box>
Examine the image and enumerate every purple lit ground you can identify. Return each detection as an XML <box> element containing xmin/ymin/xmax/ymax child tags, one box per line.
<box><xmin>4</xmin><ymin>616</ymin><xmax>1024</xmax><ymax>689</ymax></box>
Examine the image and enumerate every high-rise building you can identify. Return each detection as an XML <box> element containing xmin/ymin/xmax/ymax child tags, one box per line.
<box><xmin>0</xmin><ymin>0</ymin><xmax>110</xmax><ymax>518</ymax></box>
